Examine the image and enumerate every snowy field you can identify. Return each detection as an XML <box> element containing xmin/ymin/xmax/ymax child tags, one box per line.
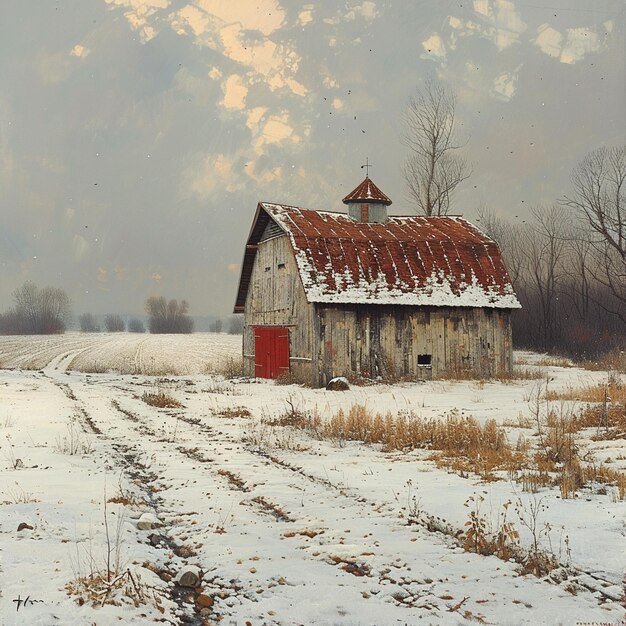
<box><xmin>0</xmin><ymin>333</ymin><xmax>624</xmax><ymax>625</ymax></box>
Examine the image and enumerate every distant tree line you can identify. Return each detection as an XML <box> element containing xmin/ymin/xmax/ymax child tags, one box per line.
<box><xmin>76</xmin><ymin>304</ymin><xmax>243</xmax><ymax>336</ymax></box>
<box><xmin>0</xmin><ymin>281</ymin><xmax>70</xmax><ymax>334</ymax></box>
<box><xmin>145</xmin><ymin>296</ymin><xmax>194</xmax><ymax>334</ymax></box>
<box><xmin>210</xmin><ymin>316</ymin><xmax>243</xmax><ymax>334</ymax></box>
<box><xmin>128</xmin><ymin>318</ymin><xmax>145</xmax><ymax>333</ymax></box>
<box><xmin>479</xmin><ymin>145</ymin><xmax>625</xmax><ymax>358</ymax></box>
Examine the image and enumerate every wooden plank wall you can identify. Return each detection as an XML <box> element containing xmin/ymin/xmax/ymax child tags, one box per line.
<box><xmin>314</xmin><ymin>305</ymin><xmax>512</xmax><ymax>385</ymax></box>
<box><xmin>242</xmin><ymin>236</ymin><xmax>513</xmax><ymax>386</ymax></box>
<box><xmin>243</xmin><ymin>234</ymin><xmax>315</xmax><ymax>383</ymax></box>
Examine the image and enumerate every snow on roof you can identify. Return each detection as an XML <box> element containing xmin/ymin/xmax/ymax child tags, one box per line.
<box><xmin>234</xmin><ymin>203</ymin><xmax>521</xmax><ymax>311</ymax></box>
<box><xmin>342</xmin><ymin>177</ymin><xmax>392</xmax><ymax>205</ymax></box>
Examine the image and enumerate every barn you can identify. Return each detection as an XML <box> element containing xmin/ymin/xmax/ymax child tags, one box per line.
<box><xmin>233</xmin><ymin>176</ymin><xmax>521</xmax><ymax>386</ymax></box>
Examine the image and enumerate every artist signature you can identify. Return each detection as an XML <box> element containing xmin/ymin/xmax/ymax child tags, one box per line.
<box><xmin>12</xmin><ymin>594</ymin><xmax>44</xmax><ymax>611</ymax></box>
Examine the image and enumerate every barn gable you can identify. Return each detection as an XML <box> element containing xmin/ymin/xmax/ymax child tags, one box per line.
<box><xmin>234</xmin><ymin>202</ymin><xmax>520</xmax><ymax>313</ymax></box>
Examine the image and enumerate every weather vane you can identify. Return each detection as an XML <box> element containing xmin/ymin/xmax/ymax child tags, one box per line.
<box><xmin>360</xmin><ymin>157</ymin><xmax>372</xmax><ymax>178</ymax></box>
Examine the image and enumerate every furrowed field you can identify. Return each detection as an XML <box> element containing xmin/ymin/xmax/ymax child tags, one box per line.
<box><xmin>0</xmin><ymin>333</ymin><xmax>624</xmax><ymax>625</ymax></box>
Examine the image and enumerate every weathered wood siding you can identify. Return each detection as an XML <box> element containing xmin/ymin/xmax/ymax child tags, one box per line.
<box><xmin>243</xmin><ymin>237</ymin><xmax>513</xmax><ymax>386</ymax></box>
<box><xmin>242</xmin><ymin>234</ymin><xmax>315</xmax><ymax>383</ymax></box>
<box><xmin>313</xmin><ymin>305</ymin><xmax>512</xmax><ymax>386</ymax></box>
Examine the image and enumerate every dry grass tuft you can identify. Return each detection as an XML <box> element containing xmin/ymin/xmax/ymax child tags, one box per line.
<box><xmin>251</xmin><ymin>495</ymin><xmax>293</xmax><ymax>522</ymax></box>
<box><xmin>141</xmin><ymin>391</ymin><xmax>183</xmax><ymax>409</ymax></box>
<box><xmin>535</xmin><ymin>356</ymin><xmax>573</xmax><ymax>368</ymax></box>
<box><xmin>213</xmin><ymin>406</ymin><xmax>251</xmax><ymax>418</ymax></box>
<box><xmin>542</xmin><ymin>379</ymin><xmax>626</xmax><ymax>437</ymax></box>
<box><xmin>274</xmin><ymin>370</ymin><xmax>312</xmax><ymax>386</ymax></box>
<box><xmin>205</xmin><ymin>357</ymin><xmax>243</xmax><ymax>379</ymax></box>
<box><xmin>293</xmin><ymin>404</ymin><xmax>524</xmax><ymax>480</ymax></box>
<box><xmin>217</xmin><ymin>468</ymin><xmax>249</xmax><ymax>491</ymax></box>
<box><xmin>578</xmin><ymin>349</ymin><xmax>626</xmax><ymax>372</ymax></box>
<box><xmin>439</xmin><ymin>366</ymin><xmax>543</xmax><ymax>382</ymax></box>
<box><xmin>66</xmin><ymin>569</ymin><xmax>155</xmax><ymax>609</ymax></box>
<box><xmin>283</xmin><ymin>528</ymin><xmax>323</xmax><ymax>539</ymax></box>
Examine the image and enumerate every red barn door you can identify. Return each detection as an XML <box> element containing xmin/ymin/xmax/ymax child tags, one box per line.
<box><xmin>254</xmin><ymin>326</ymin><xmax>290</xmax><ymax>379</ymax></box>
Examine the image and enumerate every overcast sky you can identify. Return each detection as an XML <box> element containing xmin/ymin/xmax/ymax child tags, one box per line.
<box><xmin>1</xmin><ymin>0</ymin><xmax>624</xmax><ymax>318</ymax></box>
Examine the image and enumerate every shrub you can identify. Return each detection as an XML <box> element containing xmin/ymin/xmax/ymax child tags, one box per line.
<box><xmin>79</xmin><ymin>313</ymin><xmax>100</xmax><ymax>332</ymax></box>
<box><xmin>292</xmin><ymin>404</ymin><xmax>523</xmax><ymax>480</ymax></box>
<box><xmin>141</xmin><ymin>391</ymin><xmax>183</xmax><ymax>408</ymax></box>
<box><xmin>104</xmin><ymin>314</ymin><xmax>125</xmax><ymax>332</ymax></box>
<box><xmin>228</xmin><ymin>315</ymin><xmax>244</xmax><ymax>334</ymax></box>
<box><xmin>145</xmin><ymin>297</ymin><xmax>193</xmax><ymax>334</ymax></box>
<box><xmin>127</xmin><ymin>318</ymin><xmax>145</xmax><ymax>333</ymax></box>
<box><xmin>0</xmin><ymin>281</ymin><xmax>70</xmax><ymax>334</ymax></box>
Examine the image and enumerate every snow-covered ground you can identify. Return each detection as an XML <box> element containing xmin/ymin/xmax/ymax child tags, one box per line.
<box><xmin>0</xmin><ymin>334</ymin><xmax>624</xmax><ymax>625</ymax></box>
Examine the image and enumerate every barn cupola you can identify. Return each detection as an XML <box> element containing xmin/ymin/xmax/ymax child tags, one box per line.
<box><xmin>342</xmin><ymin>167</ymin><xmax>392</xmax><ymax>224</ymax></box>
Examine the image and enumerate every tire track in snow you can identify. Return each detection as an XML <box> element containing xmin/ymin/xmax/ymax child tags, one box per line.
<box><xmin>42</xmin><ymin>371</ymin><xmax>625</xmax><ymax>625</ymax></box>
<box><xmin>39</xmin><ymin>373</ymin><xmax>208</xmax><ymax>624</ymax></box>
<box><xmin>82</xmin><ymin>387</ymin><xmax>462</xmax><ymax>622</ymax></box>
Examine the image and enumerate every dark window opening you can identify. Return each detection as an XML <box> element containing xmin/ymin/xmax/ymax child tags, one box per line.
<box><xmin>277</xmin><ymin>262</ymin><xmax>286</xmax><ymax>269</ymax></box>
<box><xmin>417</xmin><ymin>354</ymin><xmax>432</xmax><ymax>366</ymax></box>
<box><xmin>264</xmin><ymin>266</ymin><xmax>271</xmax><ymax>272</ymax></box>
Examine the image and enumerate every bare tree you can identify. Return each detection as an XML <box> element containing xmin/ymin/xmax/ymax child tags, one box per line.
<box><xmin>402</xmin><ymin>79</ymin><xmax>471</xmax><ymax>216</ymax></box>
<box><xmin>476</xmin><ymin>206</ymin><xmax>524</xmax><ymax>286</ymax></box>
<box><xmin>563</xmin><ymin>145</ymin><xmax>626</xmax><ymax>321</ymax></box>
<box><xmin>475</xmin><ymin>203</ymin><xmax>626</xmax><ymax>357</ymax></box>
<box><xmin>145</xmin><ymin>296</ymin><xmax>193</xmax><ymax>333</ymax></box>
<box><xmin>79</xmin><ymin>313</ymin><xmax>100</xmax><ymax>332</ymax></box>
<box><xmin>2</xmin><ymin>281</ymin><xmax>71</xmax><ymax>334</ymax></box>
<box><xmin>210</xmin><ymin>318</ymin><xmax>223</xmax><ymax>333</ymax></box>
<box><xmin>0</xmin><ymin>282</ymin><xmax>70</xmax><ymax>334</ymax></box>
<box><xmin>104</xmin><ymin>314</ymin><xmax>125</xmax><ymax>332</ymax></box>
<box><xmin>228</xmin><ymin>315</ymin><xmax>244</xmax><ymax>335</ymax></box>
<box><xmin>127</xmin><ymin>318</ymin><xmax>145</xmax><ymax>333</ymax></box>
<box><xmin>518</xmin><ymin>205</ymin><xmax>569</xmax><ymax>349</ymax></box>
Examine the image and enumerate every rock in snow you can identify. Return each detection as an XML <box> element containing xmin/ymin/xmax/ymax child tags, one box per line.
<box><xmin>136</xmin><ymin>512</ymin><xmax>162</xmax><ymax>530</ymax></box>
<box><xmin>175</xmin><ymin>565</ymin><xmax>202</xmax><ymax>588</ymax></box>
<box><xmin>326</xmin><ymin>376</ymin><xmax>350</xmax><ymax>391</ymax></box>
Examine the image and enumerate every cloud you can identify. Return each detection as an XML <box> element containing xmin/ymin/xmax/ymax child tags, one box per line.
<box><xmin>246</xmin><ymin>107</ymin><xmax>267</xmax><ymax>131</ymax></box>
<box><xmin>114</xmin><ymin>265</ymin><xmax>129</xmax><ymax>280</ymax></box>
<box><xmin>222</xmin><ymin>74</ymin><xmax>247</xmax><ymax>110</ymax></box>
<box><xmin>347</xmin><ymin>1</ymin><xmax>378</xmax><ymax>21</ymax></box>
<box><xmin>175</xmin><ymin>4</ymin><xmax>210</xmax><ymax>36</ymax></box>
<box><xmin>325</xmin><ymin>1</ymin><xmax>379</xmax><ymax>25</ymax></box>
<box><xmin>534</xmin><ymin>23</ymin><xmax>605</xmax><ymax>64</ymax></box>
<box><xmin>422</xmin><ymin>34</ymin><xmax>446</xmax><ymax>61</ymax></box>
<box><xmin>193</xmin><ymin>0</ymin><xmax>286</xmax><ymax>36</ymax></box>
<box><xmin>244</xmin><ymin>159</ymin><xmax>282</xmax><ymax>184</ymax></box>
<box><xmin>534</xmin><ymin>24</ymin><xmax>562</xmax><ymax>58</ymax></box>
<box><xmin>471</xmin><ymin>0</ymin><xmax>527</xmax><ymax>50</ymax></box>
<box><xmin>105</xmin><ymin>0</ymin><xmax>170</xmax><ymax>42</ymax></box>
<box><xmin>560</xmin><ymin>27</ymin><xmax>602</xmax><ymax>64</ymax></box>
<box><xmin>217</xmin><ymin>23</ymin><xmax>306</xmax><ymax>98</ymax></box>
<box><xmin>183</xmin><ymin>152</ymin><xmax>239</xmax><ymax>198</ymax></box>
<box><xmin>492</xmin><ymin>66</ymin><xmax>521</xmax><ymax>101</ymax></box>
<box><xmin>253</xmin><ymin>113</ymin><xmax>299</xmax><ymax>155</ymax></box>
<box><xmin>298</xmin><ymin>6</ymin><xmax>314</xmax><ymax>27</ymax></box>
<box><xmin>70</xmin><ymin>44</ymin><xmax>90</xmax><ymax>59</ymax></box>
<box><xmin>97</xmin><ymin>267</ymin><xmax>109</xmax><ymax>283</ymax></box>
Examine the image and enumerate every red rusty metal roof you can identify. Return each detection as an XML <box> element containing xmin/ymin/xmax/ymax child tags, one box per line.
<box><xmin>233</xmin><ymin>203</ymin><xmax>520</xmax><ymax>312</ymax></box>
<box><xmin>342</xmin><ymin>177</ymin><xmax>392</xmax><ymax>205</ymax></box>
